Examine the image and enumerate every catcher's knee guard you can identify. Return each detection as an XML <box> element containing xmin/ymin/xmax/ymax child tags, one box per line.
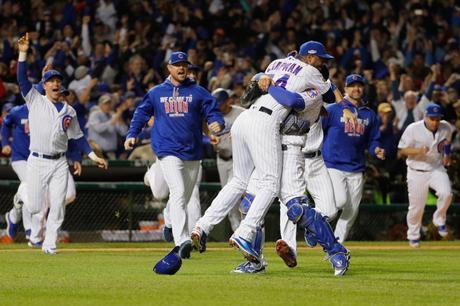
<box><xmin>286</xmin><ymin>196</ymin><xmax>310</xmax><ymax>224</ymax></box>
<box><xmin>239</xmin><ymin>193</ymin><xmax>255</xmax><ymax>218</ymax></box>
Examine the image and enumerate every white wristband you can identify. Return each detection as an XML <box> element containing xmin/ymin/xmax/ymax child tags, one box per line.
<box><xmin>88</xmin><ymin>151</ymin><xmax>98</xmax><ymax>161</ymax></box>
<box><xmin>18</xmin><ymin>51</ymin><xmax>27</xmax><ymax>62</ymax></box>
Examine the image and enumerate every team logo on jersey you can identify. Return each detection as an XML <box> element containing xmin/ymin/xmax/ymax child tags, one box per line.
<box><xmin>341</xmin><ymin>110</ymin><xmax>368</xmax><ymax>136</ymax></box>
<box><xmin>306</xmin><ymin>88</ymin><xmax>318</xmax><ymax>98</ymax></box>
<box><xmin>21</xmin><ymin>118</ymin><xmax>30</xmax><ymax>135</ymax></box>
<box><xmin>160</xmin><ymin>94</ymin><xmax>192</xmax><ymax>117</ymax></box>
<box><xmin>437</xmin><ymin>138</ymin><xmax>448</xmax><ymax>153</ymax></box>
<box><xmin>61</xmin><ymin>115</ymin><xmax>72</xmax><ymax>132</ymax></box>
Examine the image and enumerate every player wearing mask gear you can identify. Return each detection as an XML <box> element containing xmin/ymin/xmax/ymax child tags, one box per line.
<box><xmin>398</xmin><ymin>103</ymin><xmax>453</xmax><ymax>248</ymax></box>
<box><xmin>125</xmin><ymin>51</ymin><xmax>224</xmax><ymax>259</ymax></box>
<box><xmin>322</xmin><ymin>74</ymin><xmax>385</xmax><ymax>243</ymax></box>
<box><xmin>16</xmin><ymin>33</ymin><xmax>107</xmax><ymax>254</ymax></box>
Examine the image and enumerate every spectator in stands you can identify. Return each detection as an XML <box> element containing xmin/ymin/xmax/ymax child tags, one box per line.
<box><xmin>86</xmin><ymin>94</ymin><xmax>127</xmax><ymax>159</ymax></box>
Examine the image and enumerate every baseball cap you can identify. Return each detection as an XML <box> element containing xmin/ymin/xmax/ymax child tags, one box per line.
<box><xmin>42</xmin><ymin>70</ymin><xmax>63</xmax><ymax>83</ymax></box>
<box><xmin>433</xmin><ymin>84</ymin><xmax>447</xmax><ymax>92</ymax></box>
<box><xmin>425</xmin><ymin>103</ymin><xmax>443</xmax><ymax>117</ymax></box>
<box><xmin>377</xmin><ymin>102</ymin><xmax>392</xmax><ymax>113</ymax></box>
<box><xmin>168</xmin><ymin>52</ymin><xmax>191</xmax><ymax>65</ymax></box>
<box><xmin>153</xmin><ymin>246</ymin><xmax>182</xmax><ymax>275</ymax></box>
<box><xmin>98</xmin><ymin>94</ymin><xmax>112</xmax><ymax>104</ymax></box>
<box><xmin>345</xmin><ymin>74</ymin><xmax>367</xmax><ymax>87</ymax></box>
<box><xmin>212</xmin><ymin>88</ymin><xmax>230</xmax><ymax>105</ymax></box>
<box><xmin>299</xmin><ymin>41</ymin><xmax>334</xmax><ymax>59</ymax></box>
<box><xmin>251</xmin><ymin>72</ymin><xmax>266</xmax><ymax>82</ymax></box>
<box><xmin>60</xmin><ymin>86</ymin><xmax>70</xmax><ymax>96</ymax></box>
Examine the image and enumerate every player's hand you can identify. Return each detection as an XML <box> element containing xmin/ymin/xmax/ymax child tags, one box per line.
<box><xmin>41</xmin><ymin>63</ymin><xmax>52</xmax><ymax>76</ymax></box>
<box><xmin>443</xmin><ymin>155</ymin><xmax>451</xmax><ymax>167</ymax></box>
<box><xmin>73</xmin><ymin>161</ymin><xmax>82</xmax><ymax>176</ymax></box>
<box><xmin>124</xmin><ymin>137</ymin><xmax>136</xmax><ymax>150</ymax></box>
<box><xmin>342</xmin><ymin>108</ymin><xmax>358</xmax><ymax>126</ymax></box>
<box><xmin>208</xmin><ymin>121</ymin><xmax>222</xmax><ymax>134</ymax></box>
<box><xmin>1</xmin><ymin>145</ymin><xmax>12</xmax><ymax>156</ymax></box>
<box><xmin>17</xmin><ymin>32</ymin><xmax>30</xmax><ymax>52</ymax></box>
<box><xmin>419</xmin><ymin>146</ymin><xmax>429</xmax><ymax>155</ymax></box>
<box><xmin>375</xmin><ymin>147</ymin><xmax>385</xmax><ymax>160</ymax></box>
<box><xmin>95</xmin><ymin>157</ymin><xmax>108</xmax><ymax>170</ymax></box>
<box><xmin>258</xmin><ymin>75</ymin><xmax>273</xmax><ymax>92</ymax></box>
<box><xmin>209</xmin><ymin>134</ymin><xmax>220</xmax><ymax>145</ymax></box>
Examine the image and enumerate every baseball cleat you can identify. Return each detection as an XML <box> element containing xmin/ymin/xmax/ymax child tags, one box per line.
<box><xmin>275</xmin><ymin>239</ymin><xmax>297</xmax><ymax>268</ymax></box>
<box><xmin>304</xmin><ymin>229</ymin><xmax>317</xmax><ymax>248</ymax></box>
<box><xmin>42</xmin><ymin>247</ymin><xmax>58</xmax><ymax>255</ymax></box>
<box><xmin>5</xmin><ymin>212</ymin><xmax>18</xmax><ymax>239</ymax></box>
<box><xmin>28</xmin><ymin>241</ymin><xmax>43</xmax><ymax>248</ymax></box>
<box><xmin>162</xmin><ymin>226</ymin><xmax>174</xmax><ymax>242</ymax></box>
<box><xmin>179</xmin><ymin>241</ymin><xmax>192</xmax><ymax>259</ymax></box>
<box><xmin>329</xmin><ymin>252</ymin><xmax>350</xmax><ymax>276</ymax></box>
<box><xmin>25</xmin><ymin>229</ymin><xmax>31</xmax><ymax>240</ymax></box>
<box><xmin>229</xmin><ymin>236</ymin><xmax>260</xmax><ymax>264</ymax></box>
<box><xmin>191</xmin><ymin>226</ymin><xmax>207</xmax><ymax>253</ymax></box>
<box><xmin>409</xmin><ymin>239</ymin><xmax>420</xmax><ymax>248</ymax></box>
<box><xmin>437</xmin><ymin>225</ymin><xmax>448</xmax><ymax>238</ymax></box>
<box><xmin>231</xmin><ymin>261</ymin><xmax>266</xmax><ymax>274</ymax></box>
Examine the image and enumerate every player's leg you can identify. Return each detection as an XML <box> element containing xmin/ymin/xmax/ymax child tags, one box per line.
<box><xmin>42</xmin><ymin>159</ymin><xmax>69</xmax><ymax>253</ymax></box>
<box><xmin>326</xmin><ymin>168</ymin><xmax>348</xmax><ymax>211</ymax></box>
<box><xmin>406</xmin><ymin>170</ymin><xmax>429</xmax><ymax>245</ymax></box>
<box><xmin>429</xmin><ymin>169</ymin><xmax>453</xmax><ymax>236</ymax></box>
<box><xmin>218</xmin><ymin>158</ymin><xmax>241</xmax><ymax>232</ymax></box>
<box><xmin>65</xmin><ymin>172</ymin><xmax>76</xmax><ymax>205</ymax></box>
<box><xmin>145</xmin><ymin>160</ymin><xmax>170</xmax><ymax>200</ymax></box>
<box><xmin>187</xmin><ymin>164</ymin><xmax>202</xmax><ymax>235</ymax></box>
<box><xmin>334</xmin><ymin>172</ymin><xmax>364</xmax><ymax>243</ymax></box>
<box><xmin>304</xmin><ymin>156</ymin><xmax>338</xmax><ymax>219</ymax></box>
<box><xmin>4</xmin><ymin>161</ymin><xmax>28</xmax><ymax>239</ymax></box>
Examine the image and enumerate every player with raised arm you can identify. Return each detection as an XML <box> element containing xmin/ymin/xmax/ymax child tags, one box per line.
<box><xmin>16</xmin><ymin>33</ymin><xmax>107</xmax><ymax>254</ymax></box>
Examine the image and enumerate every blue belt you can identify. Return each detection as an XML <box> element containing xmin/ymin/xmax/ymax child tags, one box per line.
<box><xmin>32</xmin><ymin>152</ymin><xmax>65</xmax><ymax>160</ymax></box>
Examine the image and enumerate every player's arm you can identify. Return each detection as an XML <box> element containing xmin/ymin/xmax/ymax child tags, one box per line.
<box><xmin>367</xmin><ymin>113</ymin><xmax>385</xmax><ymax>160</ymax></box>
<box><xmin>0</xmin><ymin>109</ymin><xmax>15</xmax><ymax>156</ymax></box>
<box><xmin>199</xmin><ymin>87</ymin><xmax>224</xmax><ymax>134</ymax></box>
<box><xmin>267</xmin><ymin>85</ymin><xmax>307</xmax><ymax>111</ymax></box>
<box><xmin>398</xmin><ymin>126</ymin><xmax>427</xmax><ymax>156</ymax></box>
<box><xmin>16</xmin><ymin>33</ymin><xmax>33</xmax><ymax>98</ymax></box>
<box><xmin>66</xmin><ymin>140</ymin><xmax>83</xmax><ymax>175</ymax></box>
<box><xmin>125</xmin><ymin>92</ymin><xmax>155</xmax><ymax>150</ymax></box>
<box><xmin>306</xmin><ymin>66</ymin><xmax>335</xmax><ymax>103</ymax></box>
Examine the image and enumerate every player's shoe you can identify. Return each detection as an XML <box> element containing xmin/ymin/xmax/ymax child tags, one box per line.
<box><xmin>437</xmin><ymin>225</ymin><xmax>448</xmax><ymax>238</ymax></box>
<box><xmin>25</xmin><ymin>229</ymin><xmax>31</xmax><ymax>240</ymax></box>
<box><xmin>163</xmin><ymin>226</ymin><xmax>174</xmax><ymax>242</ymax></box>
<box><xmin>329</xmin><ymin>252</ymin><xmax>350</xmax><ymax>276</ymax></box>
<box><xmin>409</xmin><ymin>239</ymin><xmax>420</xmax><ymax>248</ymax></box>
<box><xmin>179</xmin><ymin>241</ymin><xmax>192</xmax><ymax>259</ymax></box>
<box><xmin>42</xmin><ymin>247</ymin><xmax>58</xmax><ymax>255</ymax></box>
<box><xmin>231</xmin><ymin>261</ymin><xmax>266</xmax><ymax>274</ymax></box>
<box><xmin>28</xmin><ymin>241</ymin><xmax>43</xmax><ymax>248</ymax></box>
<box><xmin>5</xmin><ymin>212</ymin><xmax>18</xmax><ymax>239</ymax></box>
<box><xmin>275</xmin><ymin>239</ymin><xmax>297</xmax><ymax>268</ymax></box>
<box><xmin>304</xmin><ymin>229</ymin><xmax>317</xmax><ymax>248</ymax></box>
<box><xmin>191</xmin><ymin>226</ymin><xmax>207</xmax><ymax>253</ymax></box>
<box><xmin>229</xmin><ymin>236</ymin><xmax>260</xmax><ymax>263</ymax></box>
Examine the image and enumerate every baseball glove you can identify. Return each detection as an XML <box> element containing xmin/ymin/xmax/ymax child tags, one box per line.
<box><xmin>280</xmin><ymin>111</ymin><xmax>310</xmax><ymax>135</ymax></box>
<box><xmin>240</xmin><ymin>81</ymin><xmax>264</xmax><ymax>108</ymax></box>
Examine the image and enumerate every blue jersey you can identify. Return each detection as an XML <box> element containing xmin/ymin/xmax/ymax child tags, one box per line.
<box><xmin>0</xmin><ymin>104</ymin><xmax>83</xmax><ymax>162</ymax></box>
<box><xmin>322</xmin><ymin>98</ymin><xmax>381</xmax><ymax>172</ymax></box>
<box><xmin>127</xmin><ymin>77</ymin><xmax>224</xmax><ymax>160</ymax></box>
<box><xmin>1</xmin><ymin>105</ymin><xmax>30</xmax><ymax>161</ymax></box>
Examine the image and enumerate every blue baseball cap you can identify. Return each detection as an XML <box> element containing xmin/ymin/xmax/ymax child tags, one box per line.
<box><xmin>425</xmin><ymin>103</ymin><xmax>443</xmax><ymax>117</ymax></box>
<box><xmin>345</xmin><ymin>74</ymin><xmax>367</xmax><ymax>87</ymax></box>
<box><xmin>168</xmin><ymin>51</ymin><xmax>191</xmax><ymax>65</ymax></box>
<box><xmin>433</xmin><ymin>84</ymin><xmax>447</xmax><ymax>92</ymax></box>
<box><xmin>42</xmin><ymin>70</ymin><xmax>63</xmax><ymax>83</ymax></box>
<box><xmin>299</xmin><ymin>41</ymin><xmax>334</xmax><ymax>59</ymax></box>
<box><xmin>212</xmin><ymin>88</ymin><xmax>230</xmax><ymax>105</ymax></box>
<box><xmin>153</xmin><ymin>246</ymin><xmax>182</xmax><ymax>275</ymax></box>
<box><xmin>251</xmin><ymin>72</ymin><xmax>266</xmax><ymax>81</ymax></box>
<box><xmin>60</xmin><ymin>86</ymin><xmax>70</xmax><ymax>96</ymax></box>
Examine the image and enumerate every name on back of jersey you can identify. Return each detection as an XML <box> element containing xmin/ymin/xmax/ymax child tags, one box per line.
<box><xmin>265</xmin><ymin>61</ymin><xmax>303</xmax><ymax>75</ymax></box>
<box><xmin>160</xmin><ymin>95</ymin><xmax>192</xmax><ymax>117</ymax></box>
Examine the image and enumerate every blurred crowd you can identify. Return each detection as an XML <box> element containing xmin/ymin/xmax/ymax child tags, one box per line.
<box><xmin>0</xmin><ymin>0</ymin><xmax>459</xmax><ymax>201</ymax></box>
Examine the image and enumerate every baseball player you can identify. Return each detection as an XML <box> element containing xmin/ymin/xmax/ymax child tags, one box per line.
<box><xmin>211</xmin><ymin>88</ymin><xmax>245</xmax><ymax>231</ymax></box>
<box><xmin>16</xmin><ymin>33</ymin><xmax>107</xmax><ymax>254</ymax></box>
<box><xmin>398</xmin><ymin>103</ymin><xmax>453</xmax><ymax>248</ymax></box>
<box><xmin>322</xmin><ymin>74</ymin><xmax>385</xmax><ymax>243</ymax></box>
<box><xmin>125</xmin><ymin>51</ymin><xmax>224</xmax><ymax>259</ymax></box>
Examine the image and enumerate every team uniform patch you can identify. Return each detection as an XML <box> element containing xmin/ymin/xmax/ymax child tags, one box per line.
<box><xmin>61</xmin><ymin>115</ymin><xmax>72</xmax><ymax>132</ymax></box>
<box><xmin>306</xmin><ymin>88</ymin><xmax>318</xmax><ymax>98</ymax></box>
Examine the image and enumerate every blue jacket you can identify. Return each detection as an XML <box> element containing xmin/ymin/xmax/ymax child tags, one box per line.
<box><xmin>322</xmin><ymin>98</ymin><xmax>381</xmax><ymax>172</ymax></box>
<box><xmin>127</xmin><ymin>77</ymin><xmax>224</xmax><ymax>160</ymax></box>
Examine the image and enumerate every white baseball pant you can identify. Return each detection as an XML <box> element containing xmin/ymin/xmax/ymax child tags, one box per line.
<box><xmin>217</xmin><ymin>156</ymin><xmax>241</xmax><ymax>232</ymax></box>
<box><xmin>327</xmin><ymin>168</ymin><xmax>364</xmax><ymax>243</ymax></box>
<box><xmin>158</xmin><ymin>155</ymin><xmax>200</xmax><ymax>246</ymax></box>
<box><xmin>406</xmin><ymin>167</ymin><xmax>452</xmax><ymax>240</ymax></box>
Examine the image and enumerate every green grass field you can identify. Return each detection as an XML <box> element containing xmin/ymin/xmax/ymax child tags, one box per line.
<box><xmin>1</xmin><ymin>241</ymin><xmax>459</xmax><ymax>306</ymax></box>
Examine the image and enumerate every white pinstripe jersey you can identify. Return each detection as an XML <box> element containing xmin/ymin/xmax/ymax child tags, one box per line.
<box><xmin>398</xmin><ymin>119</ymin><xmax>452</xmax><ymax>171</ymax></box>
<box><xmin>302</xmin><ymin>120</ymin><xmax>324</xmax><ymax>153</ymax></box>
<box><xmin>24</xmin><ymin>87</ymin><xmax>83</xmax><ymax>155</ymax></box>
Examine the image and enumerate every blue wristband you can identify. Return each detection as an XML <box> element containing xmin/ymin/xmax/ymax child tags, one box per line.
<box><xmin>444</xmin><ymin>143</ymin><xmax>451</xmax><ymax>155</ymax></box>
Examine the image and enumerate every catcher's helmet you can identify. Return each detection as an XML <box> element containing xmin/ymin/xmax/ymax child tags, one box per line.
<box><xmin>212</xmin><ymin>88</ymin><xmax>230</xmax><ymax>106</ymax></box>
<box><xmin>153</xmin><ymin>246</ymin><xmax>182</xmax><ymax>275</ymax></box>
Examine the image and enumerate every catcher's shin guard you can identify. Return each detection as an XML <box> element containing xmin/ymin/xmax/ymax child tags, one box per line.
<box><xmin>286</xmin><ymin>198</ymin><xmax>348</xmax><ymax>257</ymax></box>
<box><xmin>239</xmin><ymin>193</ymin><xmax>255</xmax><ymax>218</ymax></box>
<box><xmin>253</xmin><ymin>226</ymin><xmax>264</xmax><ymax>255</ymax></box>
